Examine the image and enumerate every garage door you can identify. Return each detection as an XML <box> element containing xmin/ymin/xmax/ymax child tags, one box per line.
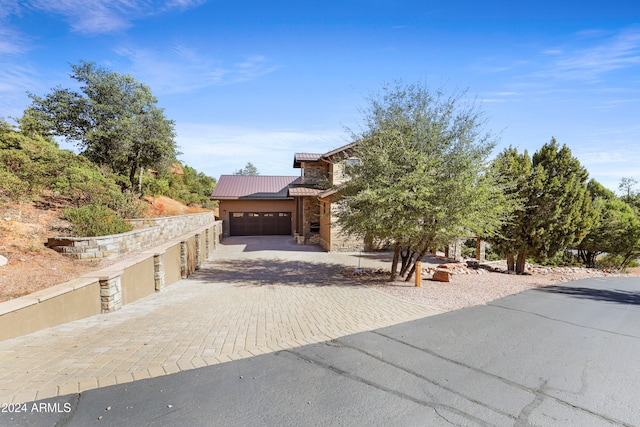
<box><xmin>229</xmin><ymin>212</ymin><xmax>292</xmax><ymax>236</ymax></box>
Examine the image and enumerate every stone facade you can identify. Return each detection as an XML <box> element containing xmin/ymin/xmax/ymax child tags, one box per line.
<box><xmin>302</xmin><ymin>196</ymin><xmax>321</xmax><ymax>244</ymax></box>
<box><xmin>47</xmin><ymin>212</ymin><xmax>219</xmax><ymax>260</ymax></box>
<box><xmin>301</xmin><ymin>162</ymin><xmax>329</xmax><ymax>186</ymax></box>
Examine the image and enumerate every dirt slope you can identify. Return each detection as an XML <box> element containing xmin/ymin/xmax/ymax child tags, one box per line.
<box><xmin>0</xmin><ymin>197</ymin><xmax>212</xmax><ymax>302</ymax></box>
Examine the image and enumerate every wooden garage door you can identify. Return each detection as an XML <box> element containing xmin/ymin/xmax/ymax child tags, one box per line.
<box><xmin>229</xmin><ymin>212</ymin><xmax>291</xmax><ymax>236</ymax></box>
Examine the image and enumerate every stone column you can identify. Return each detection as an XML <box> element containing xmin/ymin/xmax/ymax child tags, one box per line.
<box><xmin>180</xmin><ymin>241</ymin><xmax>188</xmax><ymax>279</ymax></box>
<box><xmin>195</xmin><ymin>233</ymin><xmax>201</xmax><ymax>270</ymax></box>
<box><xmin>476</xmin><ymin>238</ymin><xmax>486</xmax><ymax>262</ymax></box>
<box><xmin>154</xmin><ymin>253</ymin><xmax>165</xmax><ymax>291</ymax></box>
<box><xmin>99</xmin><ymin>274</ymin><xmax>122</xmax><ymax>313</ymax></box>
<box><xmin>204</xmin><ymin>228</ymin><xmax>211</xmax><ymax>260</ymax></box>
<box><xmin>446</xmin><ymin>240</ymin><xmax>463</xmax><ymax>261</ymax></box>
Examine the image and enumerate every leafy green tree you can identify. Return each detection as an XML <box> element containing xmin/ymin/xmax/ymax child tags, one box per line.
<box><xmin>26</xmin><ymin>61</ymin><xmax>178</xmax><ymax>189</ymax></box>
<box><xmin>490</xmin><ymin>139</ymin><xmax>597</xmax><ymax>273</ymax></box>
<box><xmin>335</xmin><ymin>81</ymin><xmax>515</xmax><ymax>281</ymax></box>
<box><xmin>618</xmin><ymin>177</ymin><xmax>638</xmax><ymax>201</ymax></box>
<box><xmin>578</xmin><ymin>180</ymin><xmax>640</xmax><ymax>268</ymax></box>
<box><xmin>234</xmin><ymin>162</ymin><xmax>259</xmax><ymax>176</ymax></box>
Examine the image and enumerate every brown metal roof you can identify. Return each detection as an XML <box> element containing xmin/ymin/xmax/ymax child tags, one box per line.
<box><xmin>211</xmin><ymin>175</ymin><xmax>301</xmax><ymax>200</ymax></box>
<box><xmin>288</xmin><ymin>187</ymin><xmax>324</xmax><ymax>197</ymax></box>
<box><xmin>293</xmin><ymin>152</ymin><xmax>323</xmax><ymax>168</ymax></box>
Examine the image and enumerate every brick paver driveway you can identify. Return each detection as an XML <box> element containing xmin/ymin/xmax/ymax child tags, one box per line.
<box><xmin>0</xmin><ymin>236</ymin><xmax>442</xmax><ymax>404</ymax></box>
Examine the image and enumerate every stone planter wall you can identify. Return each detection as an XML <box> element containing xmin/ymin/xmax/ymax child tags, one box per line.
<box><xmin>47</xmin><ymin>212</ymin><xmax>218</xmax><ymax>260</ymax></box>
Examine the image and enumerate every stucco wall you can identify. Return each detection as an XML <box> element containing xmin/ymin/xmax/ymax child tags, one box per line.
<box><xmin>0</xmin><ymin>277</ymin><xmax>101</xmax><ymax>341</ymax></box>
<box><xmin>121</xmin><ymin>256</ymin><xmax>156</xmax><ymax>305</ymax></box>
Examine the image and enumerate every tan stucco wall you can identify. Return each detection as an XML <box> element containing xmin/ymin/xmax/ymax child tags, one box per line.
<box><xmin>0</xmin><ymin>278</ymin><xmax>100</xmax><ymax>341</ymax></box>
<box><xmin>164</xmin><ymin>242</ymin><xmax>182</xmax><ymax>286</ymax></box>
<box><xmin>319</xmin><ymin>199</ymin><xmax>332</xmax><ymax>250</ymax></box>
<box><xmin>121</xmin><ymin>257</ymin><xmax>155</xmax><ymax>305</ymax></box>
<box><xmin>218</xmin><ymin>200</ymin><xmax>296</xmax><ymax>236</ymax></box>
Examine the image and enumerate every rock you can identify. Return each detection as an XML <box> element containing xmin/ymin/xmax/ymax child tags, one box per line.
<box><xmin>432</xmin><ymin>270</ymin><xmax>452</xmax><ymax>282</ymax></box>
<box><xmin>0</xmin><ymin>255</ymin><xmax>7</xmax><ymax>267</ymax></box>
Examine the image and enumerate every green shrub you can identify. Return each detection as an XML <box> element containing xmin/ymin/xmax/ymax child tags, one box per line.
<box><xmin>63</xmin><ymin>204</ymin><xmax>133</xmax><ymax>237</ymax></box>
<box><xmin>113</xmin><ymin>190</ymin><xmax>147</xmax><ymax>219</ymax></box>
<box><xmin>596</xmin><ymin>254</ymin><xmax>640</xmax><ymax>269</ymax></box>
<box><xmin>0</xmin><ymin>170</ymin><xmax>32</xmax><ymax>201</ymax></box>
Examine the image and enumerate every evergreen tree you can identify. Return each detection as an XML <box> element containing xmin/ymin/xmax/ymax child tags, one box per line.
<box><xmin>490</xmin><ymin>139</ymin><xmax>597</xmax><ymax>273</ymax></box>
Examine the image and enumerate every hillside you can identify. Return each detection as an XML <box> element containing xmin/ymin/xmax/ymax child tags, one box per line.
<box><xmin>0</xmin><ymin>196</ymin><xmax>212</xmax><ymax>303</ymax></box>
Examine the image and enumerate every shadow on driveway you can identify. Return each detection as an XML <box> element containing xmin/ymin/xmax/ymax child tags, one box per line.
<box><xmin>193</xmin><ymin>258</ymin><xmax>360</xmax><ymax>288</ymax></box>
<box><xmin>535</xmin><ymin>285</ymin><xmax>640</xmax><ymax>306</ymax></box>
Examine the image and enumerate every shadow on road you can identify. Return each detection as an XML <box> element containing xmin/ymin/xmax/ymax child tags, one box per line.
<box><xmin>535</xmin><ymin>285</ymin><xmax>640</xmax><ymax>306</ymax></box>
<box><xmin>191</xmin><ymin>258</ymin><xmax>361</xmax><ymax>288</ymax></box>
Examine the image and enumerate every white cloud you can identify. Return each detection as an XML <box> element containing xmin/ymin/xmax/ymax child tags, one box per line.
<box><xmin>174</xmin><ymin>123</ymin><xmax>348</xmax><ymax>178</ymax></box>
<box><xmin>0</xmin><ymin>65</ymin><xmax>43</xmax><ymax>120</ymax></box>
<box><xmin>541</xmin><ymin>27</ymin><xmax>640</xmax><ymax>82</ymax></box>
<box><xmin>18</xmin><ymin>0</ymin><xmax>206</xmax><ymax>34</ymax></box>
<box><xmin>114</xmin><ymin>45</ymin><xmax>279</xmax><ymax>94</ymax></box>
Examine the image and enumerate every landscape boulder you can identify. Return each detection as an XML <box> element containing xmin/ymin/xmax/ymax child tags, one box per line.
<box><xmin>432</xmin><ymin>269</ymin><xmax>452</xmax><ymax>282</ymax></box>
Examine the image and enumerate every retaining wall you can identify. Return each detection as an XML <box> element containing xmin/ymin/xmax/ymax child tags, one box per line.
<box><xmin>0</xmin><ymin>221</ymin><xmax>222</xmax><ymax>342</ymax></box>
<box><xmin>47</xmin><ymin>212</ymin><xmax>216</xmax><ymax>260</ymax></box>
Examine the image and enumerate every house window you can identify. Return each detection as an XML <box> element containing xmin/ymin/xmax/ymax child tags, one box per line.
<box><xmin>232</xmin><ymin>212</ymin><xmax>244</xmax><ymax>218</ymax></box>
<box><xmin>345</xmin><ymin>158</ymin><xmax>360</xmax><ymax>166</ymax></box>
<box><xmin>310</xmin><ymin>222</ymin><xmax>320</xmax><ymax>233</ymax></box>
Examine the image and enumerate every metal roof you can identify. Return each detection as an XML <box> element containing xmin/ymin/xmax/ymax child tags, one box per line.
<box><xmin>288</xmin><ymin>187</ymin><xmax>324</xmax><ymax>197</ymax></box>
<box><xmin>293</xmin><ymin>152</ymin><xmax>323</xmax><ymax>168</ymax></box>
<box><xmin>293</xmin><ymin>142</ymin><xmax>358</xmax><ymax>168</ymax></box>
<box><xmin>211</xmin><ymin>175</ymin><xmax>301</xmax><ymax>200</ymax></box>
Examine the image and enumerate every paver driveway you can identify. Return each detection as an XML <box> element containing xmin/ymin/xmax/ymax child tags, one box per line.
<box><xmin>0</xmin><ymin>236</ymin><xmax>442</xmax><ymax>404</ymax></box>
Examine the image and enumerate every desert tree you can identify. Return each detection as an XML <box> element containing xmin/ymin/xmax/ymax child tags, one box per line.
<box><xmin>335</xmin><ymin>81</ymin><xmax>515</xmax><ymax>281</ymax></box>
<box><xmin>26</xmin><ymin>61</ymin><xmax>178</xmax><ymax>191</ymax></box>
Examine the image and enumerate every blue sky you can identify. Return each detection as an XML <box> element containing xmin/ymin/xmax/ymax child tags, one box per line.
<box><xmin>1</xmin><ymin>1</ymin><xmax>639</xmax><ymax>192</ymax></box>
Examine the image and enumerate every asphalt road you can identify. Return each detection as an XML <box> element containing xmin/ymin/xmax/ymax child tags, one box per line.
<box><xmin>3</xmin><ymin>276</ymin><xmax>639</xmax><ymax>427</ymax></box>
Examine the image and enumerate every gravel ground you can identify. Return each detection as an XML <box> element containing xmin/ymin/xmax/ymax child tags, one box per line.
<box><xmin>358</xmin><ymin>262</ymin><xmax>639</xmax><ymax>312</ymax></box>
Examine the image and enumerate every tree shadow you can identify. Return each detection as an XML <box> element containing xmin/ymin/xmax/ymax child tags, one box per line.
<box><xmin>535</xmin><ymin>285</ymin><xmax>640</xmax><ymax>306</ymax></box>
<box><xmin>191</xmin><ymin>258</ymin><xmax>361</xmax><ymax>288</ymax></box>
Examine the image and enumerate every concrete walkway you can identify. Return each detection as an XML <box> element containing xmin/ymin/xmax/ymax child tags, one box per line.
<box><xmin>0</xmin><ymin>237</ymin><xmax>442</xmax><ymax>404</ymax></box>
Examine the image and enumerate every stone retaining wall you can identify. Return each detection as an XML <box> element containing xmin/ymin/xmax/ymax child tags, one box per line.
<box><xmin>0</xmin><ymin>221</ymin><xmax>222</xmax><ymax>341</ymax></box>
<box><xmin>47</xmin><ymin>212</ymin><xmax>217</xmax><ymax>260</ymax></box>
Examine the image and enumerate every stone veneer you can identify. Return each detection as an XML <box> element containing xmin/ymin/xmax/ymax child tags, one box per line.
<box><xmin>301</xmin><ymin>161</ymin><xmax>328</xmax><ymax>185</ymax></box>
<box><xmin>47</xmin><ymin>212</ymin><xmax>217</xmax><ymax>260</ymax></box>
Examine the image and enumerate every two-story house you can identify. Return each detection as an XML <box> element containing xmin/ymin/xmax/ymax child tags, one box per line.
<box><xmin>211</xmin><ymin>142</ymin><xmax>363</xmax><ymax>251</ymax></box>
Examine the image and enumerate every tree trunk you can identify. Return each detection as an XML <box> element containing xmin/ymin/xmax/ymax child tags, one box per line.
<box><xmin>400</xmin><ymin>247</ymin><xmax>413</xmax><ymax>276</ymax></box>
<box><xmin>516</xmin><ymin>252</ymin><xmax>526</xmax><ymax>274</ymax></box>
<box><xmin>128</xmin><ymin>164</ymin><xmax>137</xmax><ymax>190</ymax></box>
<box><xmin>507</xmin><ymin>253</ymin><xmax>515</xmax><ymax>272</ymax></box>
<box><xmin>405</xmin><ymin>247</ymin><xmax>429</xmax><ymax>282</ymax></box>
<box><xmin>390</xmin><ymin>242</ymin><xmax>401</xmax><ymax>281</ymax></box>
